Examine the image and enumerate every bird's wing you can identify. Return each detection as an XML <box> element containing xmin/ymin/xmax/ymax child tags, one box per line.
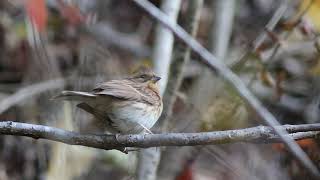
<box><xmin>92</xmin><ymin>80</ymin><xmax>148</xmax><ymax>102</ymax></box>
<box><xmin>76</xmin><ymin>103</ymin><xmax>120</xmax><ymax>133</ymax></box>
<box><xmin>52</xmin><ymin>90</ymin><xmax>96</xmax><ymax>101</ymax></box>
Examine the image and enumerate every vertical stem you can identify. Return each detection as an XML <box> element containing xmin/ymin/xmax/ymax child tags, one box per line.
<box><xmin>136</xmin><ymin>1</ymin><xmax>181</xmax><ymax>180</ymax></box>
<box><xmin>210</xmin><ymin>0</ymin><xmax>236</xmax><ymax>60</ymax></box>
<box><xmin>152</xmin><ymin>0</ymin><xmax>182</xmax><ymax>95</ymax></box>
<box><xmin>157</xmin><ymin>1</ymin><xmax>204</xmax><ymax>179</ymax></box>
<box><xmin>159</xmin><ymin>0</ymin><xmax>203</xmax><ymax>131</ymax></box>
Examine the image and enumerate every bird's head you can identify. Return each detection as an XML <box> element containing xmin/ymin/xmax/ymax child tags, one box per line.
<box><xmin>130</xmin><ymin>67</ymin><xmax>161</xmax><ymax>84</ymax></box>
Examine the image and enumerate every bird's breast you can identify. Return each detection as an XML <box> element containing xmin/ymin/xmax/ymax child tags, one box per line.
<box><xmin>109</xmin><ymin>101</ymin><xmax>162</xmax><ymax>134</ymax></box>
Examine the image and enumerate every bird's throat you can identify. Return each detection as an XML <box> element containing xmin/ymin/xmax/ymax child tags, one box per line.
<box><xmin>147</xmin><ymin>82</ymin><xmax>161</xmax><ymax>98</ymax></box>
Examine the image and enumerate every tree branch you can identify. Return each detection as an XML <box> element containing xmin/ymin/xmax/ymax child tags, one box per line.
<box><xmin>230</xmin><ymin>0</ymin><xmax>288</xmax><ymax>69</ymax></box>
<box><xmin>152</xmin><ymin>0</ymin><xmax>181</xmax><ymax>95</ymax></box>
<box><xmin>0</xmin><ymin>121</ymin><xmax>319</xmax><ymax>150</ymax></box>
<box><xmin>157</xmin><ymin>1</ymin><xmax>203</xmax><ymax>178</ymax></box>
<box><xmin>209</xmin><ymin>0</ymin><xmax>236</xmax><ymax>59</ymax></box>
<box><xmin>159</xmin><ymin>0</ymin><xmax>203</xmax><ymax>131</ymax></box>
<box><xmin>138</xmin><ymin>1</ymin><xmax>181</xmax><ymax>179</ymax></box>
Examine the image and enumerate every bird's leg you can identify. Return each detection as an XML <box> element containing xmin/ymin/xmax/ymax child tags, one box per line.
<box><xmin>113</xmin><ymin>133</ymin><xmax>130</xmax><ymax>153</ymax></box>
<box><xmin>116</xmin><ymin>147</ymin><xmax>129</xmax><ymax>154</ymax></box>
<box><xmin>90</xmin><ymin>132</ymin><xmax>128</xmax><ymax>153</ymax></box>
<box><xmin>114</xmin><ymin>133</ymin><xmax>122</xmax><ymax>142</ymax></box>
<box><xmin>89</xmin><ymin>133</ymin><xmax>129</xmax><ymax>153</ymax></box>
<box><xmin>114</xmin><ymin>147</ymin><xmax>140</xmax><ymax>154</ymax></box>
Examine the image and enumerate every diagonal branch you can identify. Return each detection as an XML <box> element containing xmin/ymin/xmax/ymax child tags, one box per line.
<box><xmin>132</xmin><ymin>0</ymin><xmax>320</xmax><ymax>177</ymax></box>
<box><xmin>0</xmin><ymin>121</ymin><xmax>319</xmax><ymax>150</ymax></box>
<box><xmin>230</xmin><ymin>0</ymin><xmax>289</xmax><ymax>69</ymax></box>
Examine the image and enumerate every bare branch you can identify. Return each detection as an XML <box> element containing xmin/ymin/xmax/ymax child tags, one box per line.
<box><xmin>210</xmin><ymin>0</ymin><xmax>236</xmax><ymax>59</ymax></box>
<box><xmin>152</xmin><ymin>0</ymin><xmax>181</xmax><ymax>95</ymax></box>
<box><xmin>138</xmin><ymin>1</ymin><xmax>181</xmax><ymax>179</ymax></box>
<box><xmin>159</xmin><ymin>0</ymin><xmax>203</xmax><ymax>130</ymax></box>
<box><xmin>157</xmin><ymin>1</ymin><xmax>203</xmax><ymax>178</ymax></box>
<box><xmin>266</xmin><ymin>0</ymin><xmax>315</xmax><ymax>63</ymax></box>
<box><xmin>253</xmin><ymin>0</ymin><xmax>289</xmax><ymax>50</ymax></box>
<box><xmin>230</xmin><ymin>0</ymin><xmax>289</xmax><ymax>69</ymax></box>
<box><xmin>132</xmin><ymin>0</ymin><xmax>320</xmax><ymax>176</ymax></box>
<box><xmin>0</xmin><ymin>121</ymin><xmax>319</xmax><ymax>150</ymax></box>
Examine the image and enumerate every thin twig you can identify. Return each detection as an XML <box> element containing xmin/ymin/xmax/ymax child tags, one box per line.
<box><xmin>266</xmin><ymin>0</ymin><xmax>315</xmax><ymax>63</ymax></box>
<box><xmin>210</xmin><ymin>0</ymin><xmax>236</xmax><ymax>59</ymax></box>
<box><xmin>138</xmin><ymin>1</ymin><xmax>181</xmax><ymax>179</ymax></box>
<box><xmin>159</xmin><ymin>0</ymin><xmax>203</xmax><ymax>130</ymax></box>
<box><xmin>230</xmin><ymin>0</ymin><xmax>289</xmax><ymax>69</ymax></box>
<box><xmin>132</xmin><ymin>0</ymin><xmax>320</xmax><ymax>177</ymax></box>
<box><xmin>0</xmin><ymin>121</ymin><xmax>319</xmax><ymax>150</ymax></box>
<box><xmin>157</xmin><ymin>2</ymin><xmax>203</xmax><ymax>178</ymax></box>
<box><xmin>253</xmin><ymin>0</ymin><xmax>289</xmax><ymax>50</ymax></box>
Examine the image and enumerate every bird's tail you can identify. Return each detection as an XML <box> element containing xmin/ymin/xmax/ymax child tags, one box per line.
<box><xmin>51</xmin><ymin>91</ymin><xmax>96</xmax><ymax>101</ymax></box>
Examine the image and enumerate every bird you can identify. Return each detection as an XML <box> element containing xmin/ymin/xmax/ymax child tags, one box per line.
<box><xmin>53</xmin><ymin>67</ymin><xmax>163</xmax><ymax>134</ymax></box>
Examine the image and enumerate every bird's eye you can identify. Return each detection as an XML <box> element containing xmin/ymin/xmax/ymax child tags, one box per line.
<box><xmin>140</xmin><ymin>75</ymin><xmax>147</xmax><ymax>78</ymax></box>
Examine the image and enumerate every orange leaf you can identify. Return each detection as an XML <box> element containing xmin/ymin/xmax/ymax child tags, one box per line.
<box><xmin>272</xmin><ymin>138</ymin><xmax>318</xmax><ymax>152</ymax></box>
<box><xmin>25</xmin><ymin>0</ymin><xmax>48</xmax><ymax>32</ymax></box>
<box><xmin>176</xmin><ymin>160</ymin><xmax>194</xmax><ymax>180</ymax></box>
<box><xmin>57</xmin><ymin>0</ymin><xmax>84</xmax><ymax>26</ymax></box>
<box><xmin>296</xmin><ymin>139</ymin><xmax>318</xmax><ymax>149</ymax></box>
<box><xmin>265</xmin><ymin>28</ymin><xmax>280</xmax><ymax>43</ymax></box>
<box><xmin>272</xmin><ymin>143</ymin><xmax>285</xmax><ymax>152</ymax></box>
<box><xmin>259</xmin><ymin>69</ymin><xmax>273</xmax><ymax>87</ymax></box>
<box><xmin>176</xmin><ymin>166</ymin><xmax>193</xmax><ymax>180</ymax></box>
<box><xmin>280</xmin><ymin>20</ymin><xmax>300</xmax><ymax>31</ymax></box>
<box><xmin>255</xmin><ymin>42</ymin><xmax>273</xmax><ymax>54</ymax></box>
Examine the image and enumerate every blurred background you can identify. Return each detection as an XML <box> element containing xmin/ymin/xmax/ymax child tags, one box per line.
<box><xmin>0</xmin><ymin>0</ymin><xmax>320</xmax><ymax>179</ymax></box>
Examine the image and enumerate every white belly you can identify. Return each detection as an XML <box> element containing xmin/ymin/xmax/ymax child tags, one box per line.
<box><xmin>108</xmin><ymin>102</ymin><xmax>162</xmax><ymax>134</ymax></box>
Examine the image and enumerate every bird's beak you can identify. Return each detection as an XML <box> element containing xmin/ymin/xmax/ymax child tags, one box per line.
<box><xmin>152</xmin><ymin>76</ymin><xmax>161</xmax><ymax>83</ymax></box>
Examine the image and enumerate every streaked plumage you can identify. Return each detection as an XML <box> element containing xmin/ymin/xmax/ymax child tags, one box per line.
<box><xmin>53</xmin><ymin>68</ymin><xmax>162</xmax><ymax>134</ymax></box>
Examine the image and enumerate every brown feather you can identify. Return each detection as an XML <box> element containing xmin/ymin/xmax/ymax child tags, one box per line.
<box><xmin>77</xmin><ymin>102</ymin><xmax>119</xmax><ymax>132</ymax></box>
<box><xmin>93</xmin><ymin>79</ymin><xmax>160</xmax><ymax>105</ymax></box>
<box><xmin>53</xmin><ymin>67</ymin><xmax>163</xmax><ymax>134</ymax></box>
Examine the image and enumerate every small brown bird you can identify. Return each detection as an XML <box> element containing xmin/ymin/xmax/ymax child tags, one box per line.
<box><xmin>53</xmin><ymin>68</ymin><xmax>163</xmax><ymax>134</ymax></box>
